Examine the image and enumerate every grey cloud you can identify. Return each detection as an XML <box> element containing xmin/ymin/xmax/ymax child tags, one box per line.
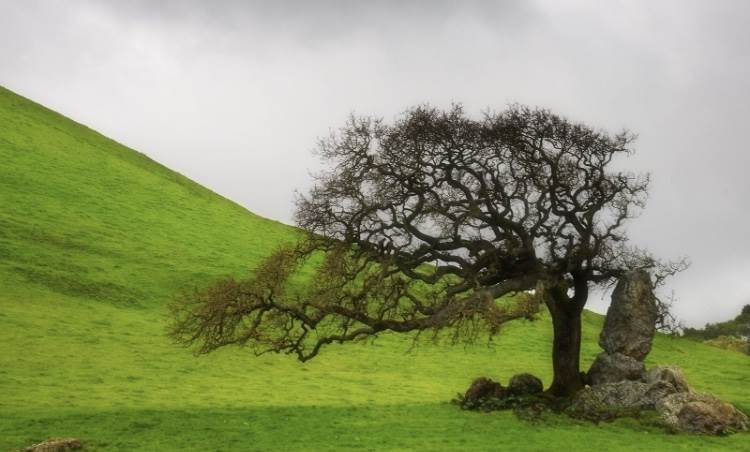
<box><xmin>1</xmin><ymin>0</ymin><xmax>748</xmax><ymax>326</ymax></box>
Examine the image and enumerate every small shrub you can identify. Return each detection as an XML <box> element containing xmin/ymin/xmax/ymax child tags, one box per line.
<box><xmin>704</xmin><ymin>335</ymin><xmax>749</xmax><ymax>355</ymax></box>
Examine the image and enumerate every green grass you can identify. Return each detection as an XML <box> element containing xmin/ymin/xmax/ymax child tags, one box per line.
<box><xmin>0</xmin><ymin>85</ymin><xmax>748</xmax><ymax>451</ymax></box>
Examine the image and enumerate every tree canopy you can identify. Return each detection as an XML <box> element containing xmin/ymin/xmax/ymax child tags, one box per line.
<box><xmin>169</xmin><ymin>104</ymin><xmax>684</xmax><ymax>396</ymax></box>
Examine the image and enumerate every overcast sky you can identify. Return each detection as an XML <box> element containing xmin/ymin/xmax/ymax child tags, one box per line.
<box><xmin>2</xmin><ymin>0</ymin><xmax>749</xmax><ymax>326</ymax></box>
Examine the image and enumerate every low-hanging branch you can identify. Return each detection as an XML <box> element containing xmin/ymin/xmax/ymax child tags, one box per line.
<box><xmin>169</xmin><ymin>243</ymin><xmax>543</xmax><ymax>362</ymax></box>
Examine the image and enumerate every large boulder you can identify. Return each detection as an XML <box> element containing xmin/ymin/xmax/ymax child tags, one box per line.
<box><xmin>507</xmin><ymin>373</ymin><xmax>544</xmax><ymax>396</ymax></box>
<box><xmin>656</xmin><ymin>392</ymin><xmax>749</xmax><ymax>435</ymax></box>
<box><xmin>588</xmin><ymin>352</ymin><xmax>645</xmax><ymax>385</ymax></box>
<box><xmin>571</xmin><ymin>369</ymin><xmax>692</xmax><ymax>420</ymax></box>
<box><xmin>599</xmin><ymin>271</ymin><xmax>658</xmax><ymax>361</ymax></box>
<box><xmin>570</xmin><ymin>381</ymin><xmax>655</xmax><ymax>419</ymax></box>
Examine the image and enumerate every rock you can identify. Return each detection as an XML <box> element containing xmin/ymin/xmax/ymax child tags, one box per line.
<box><xmin>643</xmin><ymin>380</ymin><xmax>687</xmax><ymax>404</ymax></box>
<box><xmin>22</xmin><ymin>438</ymin><xmax>83</xmax><ymax>452</ymax></box>
<box><xmin>570</xmin><ymin>381</ymin><xmax>654</xmax><ymax>418</ymax></box>
<box><xmin>599</xmin><ymin>271</ymin><xmax>658</xmax><ymax>360</ymax></box>
<box><xmin>507</xmin><ymin>373</ymin><xmax>544</xmax><ymax>396</ymax></box>
<box><xmin>463</xmin><ymin>377</ymin><xmax>505</xmax><ymax>403</ymax></box>
<box><xmin>588</xmin><ymin>352</ymin><xmax>645</xmax><ymax>385</ymax></box>
<box><xmin>572</xmin><ymin>362</ymin><xmax>747</xmax><ymax>435</ymax></box>
<box><xmin>657</xmin><ymin>392</ymin><xmax>749</xmax><ymax>435</ymax></box>
<box><xmin>643</xmin><ymin>366</ymin><xmax>691</xmax><ymax>393</ymax></box>
<box><xmin>570</xmin><ymin>376</ymin><xmax>689</xmax><ymax>420</ymax></box>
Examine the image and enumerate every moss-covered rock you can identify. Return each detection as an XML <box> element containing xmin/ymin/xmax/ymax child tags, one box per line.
<box><xmin>657</xmin><ymin>392</ymin><xmax>749</xmax><ymax>435</ymax></box>
<box><xmin>508</xmin><ymin>373</ymin><xmax>544</xmax><ymax>396</ymax></box>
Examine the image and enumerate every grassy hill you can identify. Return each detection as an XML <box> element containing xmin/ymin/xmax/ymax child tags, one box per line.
<box><xmin>0</xmin><ymin>85</ymin><xmax>748</xmax><ymax>451</ymax></box>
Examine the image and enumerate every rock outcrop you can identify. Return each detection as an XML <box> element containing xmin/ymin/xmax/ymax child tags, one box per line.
<box><xmin>656</xmin><ymin>392</ymin><xmax>749</xmax><ymax>435</ymax></box>
<box><xmin>576</xmin><ymin>272</ymin><xmax>747</xmax><ymax>435</ymax></box>
<box><xmin>598</xmin><ymin>270</ymin><xmax>659</xmax><ymax>360</ymax></box>
<box><xmin>571</xmin><ymin>367</ymin><xmax>692</xmax><ymax>420</ymax></box>
<box><xmin>587</xmin><ymin>352</ymin><xmax>645</xmax><ymax>385</ymax></box>
<box><xmin>587</xmin><ymin>271</ymin><xmax>656</xmax><ymax>385</ymax></box>
<box><xmin>570</xmin><ymin>381</ymin><xmax>656</xmax><ymax>418</ymax></box>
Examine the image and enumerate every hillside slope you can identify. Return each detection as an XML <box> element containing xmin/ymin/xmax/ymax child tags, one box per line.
<box><xmin>0</xmin><ymin>86</ymin><xmax>747</xmax><ymax>451</ymax></box>
<box><xmin>0</xmin><ymin>85</ymin><xmax>297</xmax><ymax>306</ymax></box>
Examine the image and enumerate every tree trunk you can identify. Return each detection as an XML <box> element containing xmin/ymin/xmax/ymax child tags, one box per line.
<box><xmin>543</xmin><ymin>284</ymin><xmax>585</xmax><ymax>397</ymax></box>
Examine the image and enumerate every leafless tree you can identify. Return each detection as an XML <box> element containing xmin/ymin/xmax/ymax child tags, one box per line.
<box><xmin>169</xmin><ymin>104</ymin><xmax>684</xmax><ymax>396</ymax></box>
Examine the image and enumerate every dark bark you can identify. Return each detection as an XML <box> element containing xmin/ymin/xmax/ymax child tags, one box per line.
<box><xmin>545</xmin><ymin>284</ymin><xmax>585</xmax><ymax>397</ymax></box>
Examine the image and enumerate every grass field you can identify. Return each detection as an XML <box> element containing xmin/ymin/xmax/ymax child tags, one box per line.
<box><xmin>0</xmin><ymin>85</ymin><xmax>748</xmax><ymax>451</ymax></box>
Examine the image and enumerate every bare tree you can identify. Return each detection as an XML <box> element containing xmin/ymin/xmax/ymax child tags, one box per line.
<box><xmin>169</xmin><ymin>104</ymin><xmax>683</xmax><ymax>396</ymax></box>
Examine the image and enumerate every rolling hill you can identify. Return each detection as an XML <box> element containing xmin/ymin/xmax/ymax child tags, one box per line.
<box><xmin>0</xmin><ymin>85</ymin><xmax>747</xmax><ymax>451</ymax></box>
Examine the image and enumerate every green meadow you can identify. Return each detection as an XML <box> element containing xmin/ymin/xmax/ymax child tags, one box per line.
<box><xmin>0</xmin><ymin>86</ymin><xmax>747</xmax><ymax>451</ymax></box>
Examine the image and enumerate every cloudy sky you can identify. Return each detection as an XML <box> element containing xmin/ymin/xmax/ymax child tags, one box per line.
<box><xmin>1</xmin><ymin>0</ymin><xmax>749</xmax><ymax>326</ymax></box>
